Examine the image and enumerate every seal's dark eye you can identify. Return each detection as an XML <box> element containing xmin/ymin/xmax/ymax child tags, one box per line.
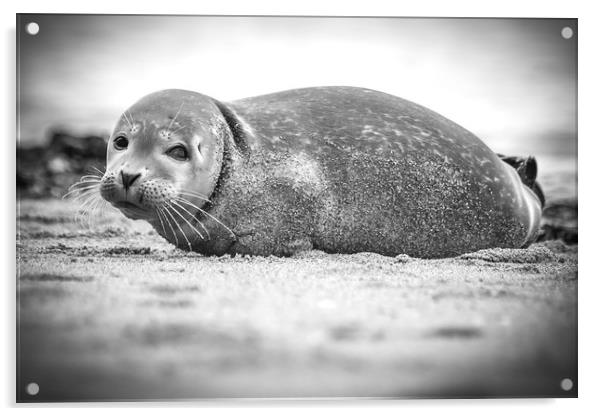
<box><xmin>167</xmin><ymin>145</ymin><xmax>189</xmax><ymax>161</ymax></box>
<box><xmin>113</xmin><ymin>136</ymin><xmax>129</xmax><ymax>151</ymax></box>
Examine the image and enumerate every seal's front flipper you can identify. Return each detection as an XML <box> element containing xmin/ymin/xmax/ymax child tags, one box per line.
<box><xmin>497</xmin><ymin>154</ymin><xmax>545</xmax><ymax>207</ymax></box>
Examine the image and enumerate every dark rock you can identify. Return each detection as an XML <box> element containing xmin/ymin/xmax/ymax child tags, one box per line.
<box><xmin>538</xmin><ymin>224</ymin><xmax>578</xmax><ymax>245</ymax></box>
<box><xmin>17</xmin><ymin>129</ymin><xmax>108</xmax><ymax>198</ymax></box>
<box><xmin>48</xmin><ymin>130</ymin><xmax>107</xmax><ymax>159</ymax></box>
<box><xmin>536</xmin><ymin>198</ymin><xmax>578</xmax><ymax>245</ymax></box>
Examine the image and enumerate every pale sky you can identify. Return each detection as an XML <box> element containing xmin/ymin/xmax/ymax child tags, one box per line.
<box><xmin>17</xmin><ymin>15</ymin><xmax>576</xmax><ymax>159</ymax></box>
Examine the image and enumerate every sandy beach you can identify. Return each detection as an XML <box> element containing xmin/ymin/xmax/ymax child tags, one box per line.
<box><xmin>16</xmin><ymin>198</ymin><xmax>577</xmax><ymax>401</ymax></box>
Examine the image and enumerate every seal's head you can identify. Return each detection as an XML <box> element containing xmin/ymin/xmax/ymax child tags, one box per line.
<box><xmin>99</xmin><ymin>89</ymin><xmax>228</xmax><ymax>246</ymax></box>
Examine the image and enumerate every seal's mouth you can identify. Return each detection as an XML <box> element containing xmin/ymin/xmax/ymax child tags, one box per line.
<box><xmin>112</xmin><ymin>201</ymin><xmax>148</xmax><ymax>219</ymax></box>
<box><xmin>114</xmin><ymin>201</ymin><xmax>139</xmax><ymax>210</ymax></box>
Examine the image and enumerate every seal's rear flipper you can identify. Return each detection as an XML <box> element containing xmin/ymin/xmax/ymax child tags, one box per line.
<box><xmin>531</xmin><ymin>181</ymin><xmax>545</xmax><ymax>209</ymax></box>
<box><xmin>497</xmin><ymin>154</ymin><xmax>545</xmax><ymax>207</ymax></box>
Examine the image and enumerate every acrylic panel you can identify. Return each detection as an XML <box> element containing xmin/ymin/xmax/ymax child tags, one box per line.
<box><xmin>16</xmin><ymin>14</ymin><xmax>577</xmax><ymax>401</ymax></box>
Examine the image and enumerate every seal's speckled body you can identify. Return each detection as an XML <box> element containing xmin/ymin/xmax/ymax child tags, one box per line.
<box><xmin>101</xmin><ymin>87</ymin><xmax>542</xmax><ymax>258</ymax></box>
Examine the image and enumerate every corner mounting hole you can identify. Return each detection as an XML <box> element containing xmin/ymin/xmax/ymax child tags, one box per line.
<box><xmin>26</xmin><ymin>382</ymin><xmax>39</xmax><ymax>395</ymax></box>
<box><xmin>561</xmin><ymin>27</ymin><xmax>573</xmax><ymax>39</ymax></box>
<box><xmin>560</xmin><ymin>378</ymin><xmax>573</xmax><ymax>391</ymax></box>
<box><xmin>26</xmin><ymin>22</ymin><xmax>40</xmax><ymax>35</ymax></box>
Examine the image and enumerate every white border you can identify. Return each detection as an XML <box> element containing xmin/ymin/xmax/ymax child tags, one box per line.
<box><xmin>3</xmin><ymin>0</ymin><xmax>600</xmax><ymax>414</ymax></box>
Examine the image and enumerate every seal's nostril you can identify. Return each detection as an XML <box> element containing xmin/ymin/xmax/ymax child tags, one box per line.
<box><xmin>121</xmin><ymin>171</ymin><xmax>141</xmax><ymax>190</ymax></box>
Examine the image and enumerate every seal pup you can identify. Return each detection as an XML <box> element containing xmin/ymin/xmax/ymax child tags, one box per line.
<box><xmin>73</xmin><ymin>87</ymin><xmax>543</xmax><ymax>258</ymax></box>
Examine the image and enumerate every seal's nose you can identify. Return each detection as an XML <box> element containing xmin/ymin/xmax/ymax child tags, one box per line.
<box><xmin>121</xmin><ymin>171</ymin><xmax>141</xmax><ymax>191</ymax></box>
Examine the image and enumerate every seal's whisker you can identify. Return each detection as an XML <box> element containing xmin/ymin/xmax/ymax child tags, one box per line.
<box><xmin>76</xmin><ymin>196</ymin><xmax>103</xmax><ymax>229</ymax></box>
<box><xmin>66</xmin><ymin>181</ymin><xmax>101</xmax><ymax>191</ymax></box>
<box><xmin>178</xmin><ymin>191</ymin><xmax>211</xmax><ymax>203</ymax></box>
<box><xmin>68</xmin><ymin>179</ymin><xmax>102</xmax><ymax>189</ymax></box>
<box><xmin>170</xmin><ymin>124</ymin><xmax>187</xmax><ymax>135</ymax></box>
<box><xmin>178</xmin><ymin>189</ymin><xmax>208</xmax><ymax>198</ymax></box>
<box><xmin>67</xmin><ymin>188</ymin><xmax>104</xmax><ymax>205</ymax></box>
<box><xmin>174</xmin><ymin>197</ymin><xmax>235</xmax><ymax>237</ymax></box>
<box><xmin>167</xmin><ymin>205</ymin><xmax>191</xmax><ymax>250</ymax></box>
<box><xmin>166</xmin><ymin>205</ymin><xmax>192</xmax><ymax>251</ymax></box>
<box><xmin>68</xmin><ymin>194</ymin><xmax>97</xmax><ymax>209</ymax></box>
<box><xmin>158</xmin><ymin>208</ymin><xmax>175</xmax><ymax>240</ymax></box>
<box><xmin>123</xmin><ymin>111</ymin><xmax>135</xmax><ymax>129</ymax></box>
<box><xmin>74</xmin><ymin>192</ymin><xmax>93</xmax><ymax>210</ymax></box>
<box><xmin>63</xmin><ymin>185</ymin><xmax>99</xmax><ymax>200</ymax></box>
<box><xmin>168</xmin><ymin>102</ymin><xmax>184</xmax><ymax>131</ymax></box>
<box><xmin>127</xmin><ymin>110</ymin><xmax>135</xmax><ymax>125</ymax></box>
<box><xmin>162</xmin><ymin>205</ymin><xmax>182</xmax><ymax>249</ymax></box>
<box><xmin>78</xmin><ymin>174</ymin><xmax>103</xmax><ymax>180</ymax></box>
<box><xmin>69</xmin><ymin>182</ymin><xmax>101</xmax><ymax>190</ymax></box>
<box><xmin>63</xmin><ymin>185</ymin><xmax>98</xmax><ymax>199</ymax></box>
<box><xmin>84</xmin><ymin>198</ymin><xmax>104</xmax><ymax>229</ymax></box>
<box><xmin>90</xmin><ymin>166</ymin><xmax>105</xmax><ymax>175</ymax></box>
<box><xmin>66</xmin><ymin>182</ymin><xmax>102</xmax><ymax>196</ymax></box>
<box><xmin>74</xmin><ymin>190</ymin><xmax>100</xmax><ymax>208</ymax></box>
<box><xmin>121</xmin><ymin>113</ymin><xmax>132</xmax><ymax>129</ymax></box>
<box><xmin>158</xmin><ymin>208</ymin><xmax>178</xmax><ymax>245</ymax></box>
<box><xmin>73</xmin><ymin>179</ymin><xmax>101</xmax><ymax>186</ymax></box>
<box><xmin>78</xmin><ymin>186</ymin><xmax>101</xmax><ymax>202</ymax></box>
<box><xmin>166</xmin><ymin>202</ymin><xmax>204</xmax><ymax>247</ymax></box>
<box><xmin>155</xmin><ymin>207</ymin><xmax>168</xmax><ymax>238</ymax></box>
<box><xmin>169</xmin><ymin>200</ymin><xmax>209</xmax><ymax>240</ymax></box>
<box><xmin>172</xmin><ymin>197</ymin><xmax>211</xmax><ymax>232</ymax></box>
<box><xmin>167</xmin><ymin>204</ymin><xmax>194</xmax><ymax>251</ymax></box>
<box><xmin>170</xmin><ymin>199</ymin><xmax>209</xmax><ymax>233</ymax></box>
<box><xmin>168</xmin><ymin>201</ymin><xmax>207</xmax><ymax>241</ymax></box>
<box><xmin>77</xmin><ymin>191</ymin><xmax>102</xmax><ymax>212</ymax></box>
<box><xmin>70</xmin><ymin>175</ymin><xmax>101</xmax><ymax>182</ymax></box>
<box><xmin>74</xmin><ymin>188</ymin><xmax>112</xmax><ymax>205</ymax></box>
